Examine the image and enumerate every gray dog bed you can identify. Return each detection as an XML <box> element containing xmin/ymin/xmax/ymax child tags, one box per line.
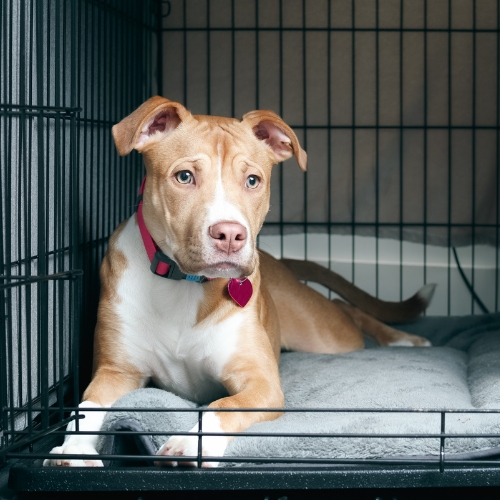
<box><xmin>96</xmin><ymin>314</ymin><xmax>500</xmax><ymax>466</ymax></box>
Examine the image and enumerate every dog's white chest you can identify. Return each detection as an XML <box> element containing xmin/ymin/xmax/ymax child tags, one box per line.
<box><xmin>114</xmin><ymin>218</ymin><xmax>241</xmax><ymax>403</ymax></box>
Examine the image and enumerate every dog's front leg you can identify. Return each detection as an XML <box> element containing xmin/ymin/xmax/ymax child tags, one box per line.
<box><xmin>156</xmin><ymin>352</ymin><xmax>284</xmax><ymax>468</ymax></box>
<box><xmin>43</xmin><ymin>367</ymin><xmax>143</xmax><ymax>466</ymax></box>
<box><xmin>43</xmin><ymin>401</ymin><xmax>107</xmax><ymax>467</ymax></box>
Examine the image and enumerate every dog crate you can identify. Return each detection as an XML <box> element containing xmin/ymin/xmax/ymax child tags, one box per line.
<box><xmin>1</xmin><ymin>0</ymin><xmax>500</xmax><ymax>498</ymax></box>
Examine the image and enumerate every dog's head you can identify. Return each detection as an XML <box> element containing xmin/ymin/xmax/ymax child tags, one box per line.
<box><xmin>112</xmin><ymin>96</ymin><xmax>307</xmax><ymax>279</ymax></box>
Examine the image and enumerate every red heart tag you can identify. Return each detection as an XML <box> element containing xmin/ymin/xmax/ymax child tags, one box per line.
<box><xmin>227</xmin><ymin>278</ymin><xmax>253</xmax><ymax>307</ymax></box>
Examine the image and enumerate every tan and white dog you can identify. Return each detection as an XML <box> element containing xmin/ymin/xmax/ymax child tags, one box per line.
<box><xmin>44</xmin><ymin>96</ymin><xmax>433</xmax><ymax>468</ymax></box>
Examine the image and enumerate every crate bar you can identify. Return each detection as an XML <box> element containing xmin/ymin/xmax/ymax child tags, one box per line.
<box><xmin>5</xmin><ymin>428</ymin><xmax>500</xmax><ymax>440</ymax></box>
<box><xmin>22</xmin><ymin>104</ymin><xmax>32</xmax><ymax>440</ymax></box>
<box><xmin>302</xmin><ymin>0</ymin><xmax>307</xmax><ymax>262</ymax></box>
<box><xmin>35</xmin><ymin>0</ymin><xmax>49</xmax><ymax>430</ymax></box>
<box><xmin>131</xmin><ymin>0</ymin><xmax>138</xmax><ymax>258</ymax></box>
<box><xmin>471</xmin><ymin>0</ymin><xmax>477</xmax><ymax>314</ymax></box>
<box><xmin>0</xmin><ymin>2</ymin><xmax>8</xmax><ymax>457</ymax></box>
<box><xmin>327</xmin><ymin>0</ymin><xmax>332</xmax><ymax>299</ymax></box>
<box><xmin>4</xmin><ymin>245</ymin><xmax>82</xmax><ymax>269</ymax></box>
<box><xmin>88</xmin><ymin>3</ymin><xmax>96</xmax><ymax>405</ymax></box>
<box><xmin>28</xmin><ymin>0</ymin><xmax>34</xmax><ymax>107</ymax></box>
<box><xmin>0</xmin><ymin>16</ymin><xmax>7</xmax><ymax>453</ymax></box>
<box><xmin>423</xmin><ymin>0</ymin><xmax>428</xmax><ymax>291</ymax></box>
<box><xmin>97</xmin><ymin>0</ymin><xmax>104</xmax><ymax>271</ymax></box>
<box><xmin>447</xmin><ymin>0</ymin><xmax>453</xmax><ymax>315</ymax></box>
<box><xmin>96</xmin><ymin>0</ymin><xmax>103</xmax><ymax>278</ymax></box>
<box><xmin>231</xmin><ymin>0</ymin><xmax>235</xmax><ymax>117</ymax></box>
<box><xmin>255</xmin><ymin>0</ymin><xmax>259</xmax><ymax>109</ymax></box>
<box><xmin>0</xmin><ymin>271</ymin><xmax>83</xmax><ymax>290</ymax></box>
<box><xmin>375</xmin><ymin>0</ymin><xmax>380</xmax><ymax>298</ymax></box>
<box><xmin>251</xmin><ymin>0</ymin><xmax>259</xmax><ymax>240</ymax></box>
<box><xmin>440</xmin><ymin>411</ymin><xmax>446</xmax><ymax>473</ymax></box>
<box><xmin>399</xmin><ymin>0</ymin><xmax>404</xmax><ymax>302</ymax></box>
<box><xmin>69</xmin><ymin>0</ymin><xmax>79</xmax><ymax>414</ymax></box>
<box><xmin>183</xmin><ymin>0</ymin><xmax>187</xmax><ymax>104</ymax></box>
<box><xmin>262</xmin><ymin>221</ymin><xmax>498</xmax><ymax>228</ymax></box>
<box><xmin>197</xmin><ymin>409</ymin><xmax>203</xmax><ymax>468</ymax></box>
<box><xmin>496</xmin><ymin>0</ymin><xmax>500</xmax><ymax>313</ymax></box>
<box><xmin>156</xmin><ymin>0</ymin><xmax>163</xmax><ymax>107</ymax></box>
<box><xmin>162</xmin><ymin>27</ymin><xmax>500</xmax><ymax>33</ymax></box>
<box><xmin>4</xmin><ymin>0</ymin><xmax>15</xmax><ymax>446</ymax></box>
<box><xmin>206</xmin><ymin>0</ymin><xmax>210</xmax><ymax>115</ymax></box>
<box><xmin>112</xmin><ymin>0</ymin><xmax>120</xmax><ymax>254</ymax></box>
<box><xmin>7</xmin><ymin>406</ymin><xmax>500</xmax><ymax>414</ymax></box>
<box><xmin>351</xmin><ymin>0</ymin><xmax>356</xmax><ymax>286</ymax></box>
<box><xmin>70</xmin><ymin>271</ymin><xmax>81</xmax><ymax>415</ymax></box>
<box><xmin>16</xmin><ymin>0</ymin><xmax>27</xmax><ymax>445</ymax></box>
<box><xmin>80</xmin><ymin>0</ymin><xmax>90</xmax><ymax>416</ymax></box>
<box><xmin>0</xmin><ymin>104</ymin><xmax>81</xmax><ymax>113</ymax></box>
<box><xmin>71</xmin><ymin>0</ymin><xmax>81</xmax><ymax>413</ymax></box>
<box><xmin>62</xmin><ymin>0</ymin><xmax>72</xmax><ymax>420</ymax></box>
<box><xmin>279</xmin><ymin>0</ymin><xmax>284</xmax><ymax>258</ymax></box>
<box><xmin>262</xmin><ymin>124</ymin><xmax>500</xmax><ymax>130</ymax></box>
<box><xmin>54</xmin><ymin>0</ymin><xmax>63</xmax><ymax>426</ymax></box>
<box><xmin>117</xmin><ymin>0</ymin><xmax>124</xmax><ymax>225</ymax></box>
<box><xmin>104</xmin><ymin>0</ymin><xmax>112</xmax><ymax>322</ymax></box>
<box><xmin>0</xmin><ymin>109</ymin><xmax>84</xmax><ymax>118</ymax></box>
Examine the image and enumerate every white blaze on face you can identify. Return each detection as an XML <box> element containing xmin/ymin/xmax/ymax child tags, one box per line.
<box><xmin>202</xmin><ymin>142</ymin><xmax>253</xmax><ymax>276</ymax></box>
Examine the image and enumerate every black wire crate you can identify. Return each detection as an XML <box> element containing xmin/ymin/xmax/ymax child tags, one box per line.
<box><xmin>1</xmin><ymin>0</ymin><xmax>500</xmax><ymax>497</ymax></box>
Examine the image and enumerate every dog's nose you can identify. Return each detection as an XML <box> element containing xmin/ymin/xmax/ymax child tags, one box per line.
<box><xmin>209</xmin><ymin>222</ymin><xmax>247</xmax><ymax>255</ymax></box>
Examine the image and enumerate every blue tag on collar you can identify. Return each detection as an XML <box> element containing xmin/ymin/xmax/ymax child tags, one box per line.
<box><xmin>185</xmin><ymin>275</ymin><xmax>202</xmax><ymax>282</ymax></box>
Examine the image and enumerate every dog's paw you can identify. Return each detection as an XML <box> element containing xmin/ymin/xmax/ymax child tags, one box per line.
<box><xmin>415</xmin><ymin>336</ymin><xmax>432</xmax><ymax>347</ymax></box>
<box><xmin>43</xmin><ymin>442</ymin><xmax>103</xmax><ymax>467</ymax></box>
<box><xmin>388</xmin><ymin>334</ymin><xmax>431</xmax><ymax>347</ymax></box>
<box><xmin>155</xmin><ymin>435</ymin><xmax>201</xmax><ymax>467</ymax></box>
<box><xmin>155</xmin><ymin>426</ymin><xmax>228</xmax><ymax>468</ymax></box>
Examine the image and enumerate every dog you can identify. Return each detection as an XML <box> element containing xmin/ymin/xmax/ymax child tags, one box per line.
<box><xmin>44</xmin><ymin>96</ymin><xmax>434</xmax><ymax>467</ymax></box>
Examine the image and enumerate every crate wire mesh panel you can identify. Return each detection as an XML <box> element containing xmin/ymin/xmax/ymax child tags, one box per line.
<box><xmin>1</xmin><ymin>0</ymin><xmax>500</xmax><ymax>495</ymax></box>
<box><xmin>0</xmin><ymin>101</ymin><xmax>82</xmax><ymax>469</ymax></box>
<box><xmin>128</xmin><ymin>5</ymin><xmax>500</xmax><ymax>484</ymax></box>
<box><xmin>163</xmin><ymin>0</ymin><xmax>500</xmax><ymax>317</ymax></box>
<box><xmin>0</xmin><ymin>0</ymin><xmax>160</xmax><ymax>474</ymax></box>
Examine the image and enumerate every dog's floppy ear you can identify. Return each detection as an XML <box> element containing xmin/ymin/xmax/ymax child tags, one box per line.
<box><xmin>242</xmin><ymin>110</ymin><xmax>307</xmax><ymax>171</ymax></box>
<box><xmin>112</xmin><ymin>96</ymin><xmax>193</xmax><ymax>156</ymax></box>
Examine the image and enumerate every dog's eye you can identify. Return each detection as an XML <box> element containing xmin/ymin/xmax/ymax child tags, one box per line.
<box><xmin>245</xmin><ymin>175</ymin><xmax>260</xmax><ymax>189</ymax></box>
<box><xmin>175</xmin><ymin>170</ymin><xmax>193</xmax><ymax>184</ymax></box>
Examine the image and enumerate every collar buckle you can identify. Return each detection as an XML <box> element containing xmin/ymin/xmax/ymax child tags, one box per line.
<box><xmin>151</xmin><ymin>250</ymin><xmax>207</xmax><ymax>282</ymax></box>
<box><xmin>151</xmin><ymin>251</ymin><xmax>184</xmax><ymax>279</ymax></box>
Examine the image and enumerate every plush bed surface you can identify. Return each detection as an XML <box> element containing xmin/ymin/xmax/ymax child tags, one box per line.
<box><xmin>97</xmin><ymin>314</ymin><xmax>500</xmax><ymax>464</ymax></box>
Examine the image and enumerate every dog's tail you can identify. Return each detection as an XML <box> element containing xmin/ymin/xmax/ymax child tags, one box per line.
<box><xmin>280</xmin><ymin>259</ymin><xmax>436</xmax><ymax>323</ymax></box>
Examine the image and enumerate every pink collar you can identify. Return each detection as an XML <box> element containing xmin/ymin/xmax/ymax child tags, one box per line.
<box><xmin>135</xmin><ymin>177</ymin><xmax>253</xmax><ymax>306</ymax></box>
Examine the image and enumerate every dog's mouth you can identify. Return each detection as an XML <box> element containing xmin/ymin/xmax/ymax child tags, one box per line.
<box><xmin>173</xmin><ymin>246</ymin><xmax>256</xmax><ymax>279</ymax></box>
<box><xmin>176</xmin><ymin>259</ymin><xmax>252</xmax><ymax>279</ymax></box>
<box><xmin>201</xmin><ymin>262</ymin><xmax>249</xmax><ymax>279</ymax></box>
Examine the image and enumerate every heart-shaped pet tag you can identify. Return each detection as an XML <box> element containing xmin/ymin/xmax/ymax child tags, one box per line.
<box><xmin>227</xmin><ymin>278</ymin><xmax>253</xmax><ymax>307</ymax></box>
